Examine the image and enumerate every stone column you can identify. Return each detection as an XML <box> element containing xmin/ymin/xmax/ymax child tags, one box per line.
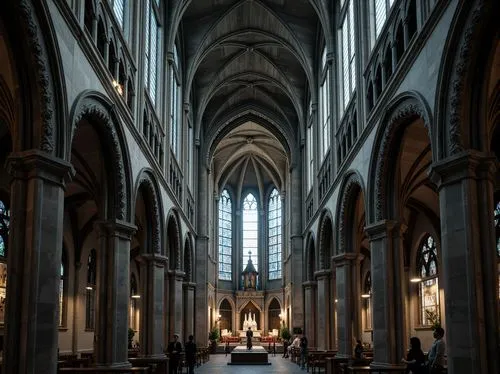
<box><xmin>94</xmin><ymin>220</ymin><xmax>136</xmax><ymax>368</ymax></box>
<box><xmin>303</xmin><ymin>281</ymin><xmax>317</xmax><ymax>345</ymax></box>
<box><xmin>290</xmin><ymin>163</ymin><xmax>303</xmax><ymax>330</ymax></box>
<box><xmin>364</xmin><ymin>221</ymin><xmax>406</xmax><ymax>368</ymax></box>
<box><xmin>139</xmin><ymin>254</ymin><xmax>167</xmax><ymax>357</ymax></box>
<box><xmin>183</xmin><ymin>282</ymin><xmax>196</xmax><ymax>339</ymax></box>
<box><xmin>332</xmin><ymin>253</ymin><xmax>356</xmax><ymax>358</ymax></box>
<box><xmin>429</xmin><ymin>151</ymin><xmax>499</xmax><ymax>374</ymax></box>
<box><xmin>195</xmin><ymin>165</ymin><xmax>209</xmax><ymax>345</ymax></box>
<box><xmin>315</xmin><ymin>270</ymin><xmax>331</xmax><ymax>350</ymax></box>
<box><xmin>4</xmin><ymin>150</ymin><xmax>73</xmax><ymax>374</ymax></box>
<box><xmin>168</xmin><ymin>270</ymin><xmax>185</xmax><ymax>340</ymax></box>
<box><xmin>391</xmin><ymin>42</ymin><xmax>397</xmax><ymax>71</ymax></box>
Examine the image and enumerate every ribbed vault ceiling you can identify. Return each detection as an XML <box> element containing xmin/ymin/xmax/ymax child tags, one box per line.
<box><xmin>178</xmin><ymin>0</ymin><xmax>323</xmax><ymax>194</ymax></box>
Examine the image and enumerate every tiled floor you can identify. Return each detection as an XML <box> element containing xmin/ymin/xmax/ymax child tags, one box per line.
<box><xmin>195</xmin><ymin>353</ymin><xmax>308</xmax><ymax>373</ymax></box>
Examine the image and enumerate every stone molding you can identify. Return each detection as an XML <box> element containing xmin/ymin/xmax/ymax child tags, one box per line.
<box><xmin>138</xmin><ymin>253</ymin><xmax>168</xmax><ymax>265</ymax></box>
<box><xmin>302</xmin><ymin>280</ymin><xmax>317</xmax><ymax>289</ymax></box>
<box><xmin>429</xmin><ymin>150</ymin><xmax>496</xmax><ymax>190</ymax></box>
<box><xmin>137</xmin><ymin>174</ymin><xmax>161</xmax><ymax>254</ymax></box>
<box><xmin>318</xmin><ymin>209</ymin><xmax>334</xmax><ymax>270</ymax></box>
<box><xmin>71</xmin><ymin>98</ymin><xmax>127</xmax><ymax>220</ymax></box>
<box><xmin>6</xmin><ymin>149</ymin><xmax>74</xmax><ymax>187</ymax></box>
<box><xmin>374</xmin><ymin>95</ymin><xmax>430</xmax><ymax>221</ymax></box>
<box><xmin>336</xmin><ymin>172</ymin><xmax>363</xmax><ymax>254</ymax></box>
<box><xmin>18</xmin><ymin>0</ymin><xmax>56</xmax><ymax>153</ymax></box>
<box><xmin>332</xmin><ymin>252</ymin><xmax>358</xmax><ymax>267</ymax></box>
<box><xmin>445</xmin><ymin>0</ymin><xmax>486</xmax><ymax>155</ymax></box>
<box><xmin>314</xmin><ymin>269</ymin><xmax>331</xmax><ymax>280</ymax></box>
<box><xmin>168</xmin><ymin>269</ymin><xmax>186</xmax><ymax>281</ymax></box>
<box><xmin>182</xmin><ymin>282</ymin><xmax>197</xmax><ymax>290</ymax></box>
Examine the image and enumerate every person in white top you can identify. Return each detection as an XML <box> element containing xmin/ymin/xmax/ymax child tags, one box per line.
<box><xmin>287</xmin><ymin>335</ymin><xmax>301</xmax><ymax>354</ymax></box>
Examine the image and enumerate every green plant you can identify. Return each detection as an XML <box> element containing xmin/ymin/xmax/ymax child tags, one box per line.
<box><xmin>280</xmin><ymin>325</ymin><xmax>291</xmax><ymax>341</ymax></box>
<box><xmin>425</xmin><ymin>309</ymin><xmax>441</xmax><ymax>330</ymax></box>
<box><xmin>208</xmin><ymin>326</ymin><xmax>220</xmax><ymax>342</ymax></box>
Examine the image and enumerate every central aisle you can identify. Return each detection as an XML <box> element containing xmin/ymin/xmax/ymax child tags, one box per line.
<box><xmin>196</xmin><ymin>353</ymin><xmax>307</xmax><ymax>373</ymax></box>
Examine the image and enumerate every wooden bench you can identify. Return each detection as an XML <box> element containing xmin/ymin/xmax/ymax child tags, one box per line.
<box><xmin>345</xmin><ymin>365</ymin><xmax>406</xmax><ymax>373</ymax></box>
<box><xmin>128</xmin><ymin>357</ymin><xmax>169</xmax><ymax>374</ymax></box>
<box><xmin>58</xmin><ymin>367</ymin><xmax>150</xmax><ymax>373</ymax></box>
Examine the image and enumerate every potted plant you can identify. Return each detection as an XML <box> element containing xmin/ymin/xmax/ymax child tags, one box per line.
<box><xmin>280</xmin><ymin>325</ymin><xmax>291</xmax><ymax>342</ymax></box>
<box><xmin>208</xmin><ymin>326</ymin><xmax>220</xmax><ymax>353</ymax></box>
<box><xmin>128</xmin><ymin>328</ymin><xmax>135</xmax><ymax>349</ymax></box>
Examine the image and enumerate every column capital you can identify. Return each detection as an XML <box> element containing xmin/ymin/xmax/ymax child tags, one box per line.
<box><xmin>302</xmin><ymin>280</ymin><xmax>317</xmax><ymax>289</ymax></box>
<box><xmin>364</xmin><ymin>220</ymin><xmax>399</xmax><ymax>240</ymax></box>
<box><xmin>94</xmin><ymin>219</ymin><xmax>137</xmax><ymax>239</ymax></box>
<box><xmin>168</xmin><ymin>269</ymin><xmax>186</xmax><ymax>281</ymax></box>
<box><xmin>332</xmin><ymin>252</ymin><xmax>358</xmax><ymax>265</ymax></box>
<box><xmin>429</xmin><ymin>150</ymin><xmax>496</xmax><ymax>190</ymax></box>
<box><xmin>314</xmin><ymin>269</ymin><xmax>331</xmax><ymax>280</ymax></box>
<box><xmin>183</xmin><ymin>282</ymin><xmax>197</xmax><ymax>290</ymax></box>
<box><xmin>137</xmin><ymin>253</ymin><xmax>168</xmax><ymax>265</ymax></box>
<box><xmin>7</xmin><ymin>149</ymin><xmax>74</xmax><ymax>187</ymax></box>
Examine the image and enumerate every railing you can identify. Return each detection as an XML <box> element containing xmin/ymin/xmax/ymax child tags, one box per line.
<box><xmin>305</xmin><ymin>191</ymin><xmax>314</xmax><ymax>223</ymax></box>
<box><xmin>336</xmin><ymin>103</ymin><xmax>358</xmax><ymax>169</ymax></box>
<box><xmin>318</xmin><ymin>149</ymin><xmax>332</xmax><ymax>202</ymax></box>
<box><xmin>185</xmin><ymin>188</ymin><xmax>195</xmax><ymax>224</ymax></box>
<box><xmin>142</xmin><ymin>100</ymin><xmax>165</xmax><ymax>168</ymax></box>
<box><xmin>169</xmin><ymin>151</ymin><xmax>183</xmax><ymax>203</ymax></box>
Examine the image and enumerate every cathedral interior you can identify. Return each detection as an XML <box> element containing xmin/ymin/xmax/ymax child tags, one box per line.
<box><xmin>0</xmin><ymin>0</ymin><xmax>498</xmax><ymax>373</ymax></box>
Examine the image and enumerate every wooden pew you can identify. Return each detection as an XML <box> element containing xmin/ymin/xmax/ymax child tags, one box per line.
<box><xmin>345</xmin><ymin>365</ymin><xmax>406</xmax><ymax>373</ymax></box>
<box><xmin>58</xmin><ymin>367</ymin><xmax>150</xmax><ymax>373</ymax></box>
<box><xmin>128</xmin><ymin>357</ymin><xmax>169</xmax><ymax>374</ymax></box>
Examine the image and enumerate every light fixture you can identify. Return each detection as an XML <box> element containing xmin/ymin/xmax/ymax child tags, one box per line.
<box><xmin>361</xmin><ymin>293</ymin><xmax>371</xmax><ymax>299</ymax></box>
<box><xmin>334</xmin><ymin>299</ymin><xmax>338</xmax><ymax>303</ymax></box>
<box><xmin>86</xmin><ymin>286</ymin><xmax>93</xmax><ymax>290</ymax></box>
<box><xmin>410</xmin><ymin>277</ymin><xmax>422</xmax><ymax>283</ymax></box>
<box><xmin>112</xmin><ymin>80</ymin><xmax>123</xmax><ymax>96</ymax></box>
<box><xmin>131</xmin><ymin>294</ymin><xmax>141</xmax><ymax>299</ymax></box>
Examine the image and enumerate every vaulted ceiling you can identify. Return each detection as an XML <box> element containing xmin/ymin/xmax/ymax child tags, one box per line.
<box><xmin>173</xmin><ymin>0</ymin><xmax>328</xmax><ymax>195</ymax></box>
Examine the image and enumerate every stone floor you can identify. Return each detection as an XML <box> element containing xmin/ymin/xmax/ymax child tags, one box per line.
<box><xmin>195</xmin><ymin>353</ymin><xmax>309</xmax><ymax>373</ymax></box>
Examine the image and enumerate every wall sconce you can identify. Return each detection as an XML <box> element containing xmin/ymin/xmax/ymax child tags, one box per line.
<box><xmin>131</xmin><ymin>294</ymin><xmax>141</xmax><ymax>299</ymax></box>
<box><xmin>334</xmin><ymin>299</ymin><xmax>338</xmax><ymax>303</ymax></box>
<box><xmin>361</xmin><ymin>293</ymin><xmax>371</xmax><ymax>299</ymax></box>
<box><xmin>217</xmin><ymin>314</ymin><xmax>222</xmax><ymax>322</ymax></box>
<box><xmin>410</xmin><ymin>277</ymin><xmax>422</xmax><ymax>283</ymax></box>
<box><xmin>86</xmin><ymin>286</ymin><xmax>93</xmax><ymax>290</ymax></box>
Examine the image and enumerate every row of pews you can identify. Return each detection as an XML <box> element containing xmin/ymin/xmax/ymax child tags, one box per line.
<box><xmin>57</xmin><ymin>347</ymin><xmax>211</xmax><ymax>374</ymax></box>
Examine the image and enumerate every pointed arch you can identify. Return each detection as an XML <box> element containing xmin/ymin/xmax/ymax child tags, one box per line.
<box><xmin>335</xmin><ymin>171</ymin><xmax>366</xmax><ymax>254</ymax></box>
<box><xmin>166</xmin><ymin>209</ymin><xmax>182</xmax><ymax>270</ymax></box>
<box><xmin>133</xmin><ymin>169</ymin><xmax>163</xmax><ymax>255</ymax></box>
<box><xmin>305</xmin><ymin>231</ymin><xmax>316</xmax><ymax>281</ymax></box>
<box><xmin>367</xmin><ymin>91</ymin><xmax>432</xmax><ymax>223</ymax></box>
<box><xmin>183</xmin><ymin>232</ymin><xmax>194</xmax><ymax>282</ymax></box>
<box><xmin>69</xmin><ymin>90</ymin><xmax>133</xmax><ymax>221</ymax></box>
<box><xmin>317</xmin><ymin>209</ymin><xmax>334</xmax><ymax>269</ymax></box>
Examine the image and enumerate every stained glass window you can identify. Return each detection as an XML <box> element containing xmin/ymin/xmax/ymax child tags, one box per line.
<box><xmin>111</xmin><ymin>0</ymin><xmax>126</xmax><ymax>30</ymax></box>
<box><xmin>417</xmin><ymin>235</ymin><xmax>440</xmax><ymax>326</ymax></box>
<box><xmin>170</xmin><ymin>44</ymin><xmax>180</xmax><ymax>156</ymax></box>
<box><xmin>494</xmin><ymin>201</ymin><xmax>500</xmax><ymax>256</ymax></box>
<box><xmin>144</xmin><ymin>0</ymin><xmax>160</xmax><ymax>104</ymax></box>
<box><xmin>339</xmin><ymin>0</ymin><xmax>356</xmax><ymax>115</ymax></box>
<box><xmin>218</xmin><ymin>190</ymin><xmax>232</xmax><ymax>280</ymax></box>
<box><xmin>85</xmin><ymin>249</ymin><xmax>96</xmax><ymax>330</ymax></box>
<box><xmin>0</xmin><ymin>200</ymin><xmax>9</xmax><ymax>258</ymax></box>
<box><xmin>268</xmin><ymin>189</ymin><xmax>282</xmax><ymax>280</ymax></box>
<box><xmin>243</xmin><ymin>193</ymin><xmax>258</xmax><ymax>270</ymax></box>
<box><xmin>364</xmin><ymin>272</ymin><xmax>372</xmax><ymax>330</ymax></box>
<box><xmin>130</xmin><ymin>273</ymin><xmax>139</xmax><ymax>331</ymax></box>
<box><xmin>59</xmin><ymin>251</ymin><xmax>67</xmax><ymax>327</ymax></box>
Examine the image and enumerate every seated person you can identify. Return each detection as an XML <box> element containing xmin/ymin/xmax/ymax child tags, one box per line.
<box><xmin>288</xmin><ymin>335</ymin><xmax>301</xmax><ymax>354</ymax></box>
<box><xmin>401</xmin><ymin>337</ymin><xmax>425</xmax><ymax>374</ymax></box>
<box><xmin>354</xmin><ymin>339</ymin><xmax>364</xmax><ymax>359</ymax></box>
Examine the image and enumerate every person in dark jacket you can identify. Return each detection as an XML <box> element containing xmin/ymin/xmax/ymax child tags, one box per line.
<box><xmin>167</xmin><ymin>334</ymin><xmax>183</xmax><ymax>374</ymax></box>
<box><xmin>184</xmin><ymin>335</ymin><xmax>197</xmax><ymax>374</ymax></box>
<box><xmin>401</xmin><ymin>337</ymin><xmax>426</xmax><ymax>374</ymax></box>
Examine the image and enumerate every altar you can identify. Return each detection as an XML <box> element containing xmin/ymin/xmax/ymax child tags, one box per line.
<box><xmin>227</xmin><ymin>345</ymin><xmax>271</xmax><ymax>365</ymax></box>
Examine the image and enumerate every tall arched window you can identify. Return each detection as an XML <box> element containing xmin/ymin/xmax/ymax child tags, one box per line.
<box><xmin>59</xmin><ymin>249</ymin><xmax>68</xmax><ymax>327</ymax></box>
<box><xmin>369</xmin><ymin>0</ymin><xmax>396</xmax><ymax>46</ymax></box>
<box><xmin>416</xmin><ymin>235</ymin><xmax>439</xmax><ymax>326</ymax></box>
<box><xmin>268</xmin><ymin>189</ymin><xmax>282</xmax><ymax>280</ymax></box>
<box><xmin>111</xmin><ymin>0</ymin><xmax>126</xmax><ymax>30</ymax></box>
<box><xmin>242</xmin><ymin>193</ymin><xmax>258</xmax><ymax>271</ymax></box>
<box><xmin>85</xmin><ymin>249</ymin><xmax>96</xmax><ymax>330</ymax></box>
<box><xmin>144</xmin><ymin>0</ymin><xmax>160</xmax><ymax>104</ymax></box>
<box><xmin>307</xmin><ymin>125</ymin><xmax>314</xmax><ymax>191</ymax></box>
<box><xmin>219</xmin><ymin>189</ymin><xmax>232</xmax><ymax>280</ymax></box>
<box><xmin>494</xmin><ymin>201</ymin><xmax>500</xmax><ymax>299</ymax></box>
<box><xmin>170</xmin><ymin>44</ymin><xmax>181</xmax><ymax>156</ymax></box>
<box><xmin>130</xmin><ymin>274</ymin><xmax>139</xmax><ymax>331</ymax></box>
<box><xmin>319</xmin><ymin>47</ymin><xmax>331</xmax><ymax>159</ymax></box>
<box><xmin>338</xmin><ymin>0</ymin><xmax>356</xmax><ymax>115</ymax></box>
<box><xmin>0</xmin><ymin>199</ymin><xmax>9</xmax><ymax>324</ymax></box>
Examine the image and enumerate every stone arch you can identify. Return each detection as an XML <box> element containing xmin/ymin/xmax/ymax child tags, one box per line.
<box><xmin>265</xmin><ymin>296</ymin><xmax>282</xmax><ymax>314</ymax></box>
<box><xmin>435</xmin><ymin>0</ymin><xmax>498</xmax><ymax>158</ymax></box>
<box><xmin>183</xmin><ymin>233</ymin><xmax>194</xmax><ymax>282</ymax></box>
<box><xmin>166</xmin><ymin>209</ymin><xmax>182</xmax><ymax>270</ymax></box>
<box><xmin>133</xmin><ymin>169</ymin><xmax>163</xmax><ymax>255</ymax></box>
<box><xmin>69</xmin><ymin>90</ymin><xmax>132</xmax><ymax>221</ymax></box>
<box><xmin>305</xmin><ymin>231</ymin><xmax>316</xmax><ymax>281</ymax></box>
<box><xmin>1</xmin><ymin>0</ymin><xmax>68</xmax><ymax>157</ymax></box>
<box><xmin>218</xmin><ymin>296</ymin><xmax>236</xmax><ymax>312</ymax></box>
<box><xmin>335</xmin><ymin>171</ymin><xmax>366</xmax><ymax>254</ymax></box>
<box><xmin>367</xmin><ymin>91</ymin><xmax>432</xmax><ymax>223</ymax></box>
<box><xmin>238</xmin><ymin>299</ymin><xmax>262</xmax><ymax>314</ymax></box>
<box><xmin>317</xmin><ymin>209</ymin><xmax>334</xmax><ymax>270</ymax></box>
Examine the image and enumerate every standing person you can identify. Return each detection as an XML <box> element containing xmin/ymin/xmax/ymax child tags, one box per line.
<box><xmin>300</xmin><ymin>336</ymin><xmax>308</xmax><ymax>370</ymax></box>
<box><xmin>185</xmin><ymin>335</ymin><xmax>197</xmax><ymax>374</ymax></box>
<box><xmin>224</xmin><ymin>340</ymin><xmax>230</xmax><ymax>356</ymax></box>
<box><xmin>354</xmin><ymin>339</ymin><xmax>364</xmax><ymax>359</ymax></box>
<box><xmin>427</xmin><ymin>327</ymin><xmax>446</xmax><ymax>374</ymax></box>
<box><xmin>401</xmin><ymin>337</ymin><xmax>425</xmax><ymax>374</ymax></box>
<box><xmin>246</xmin><ymin>327</ymin><xmax>253</xmax><ymax>350</ymax></box>
<box><xmin>167</xmin><ymin>333</ymin><xmax>183</xmax><ymax>374</ymax></box>
<box><xmin>282</xmin><ymin>337</ymin><xmax>289</xmax><ymax>358</ymax></box>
